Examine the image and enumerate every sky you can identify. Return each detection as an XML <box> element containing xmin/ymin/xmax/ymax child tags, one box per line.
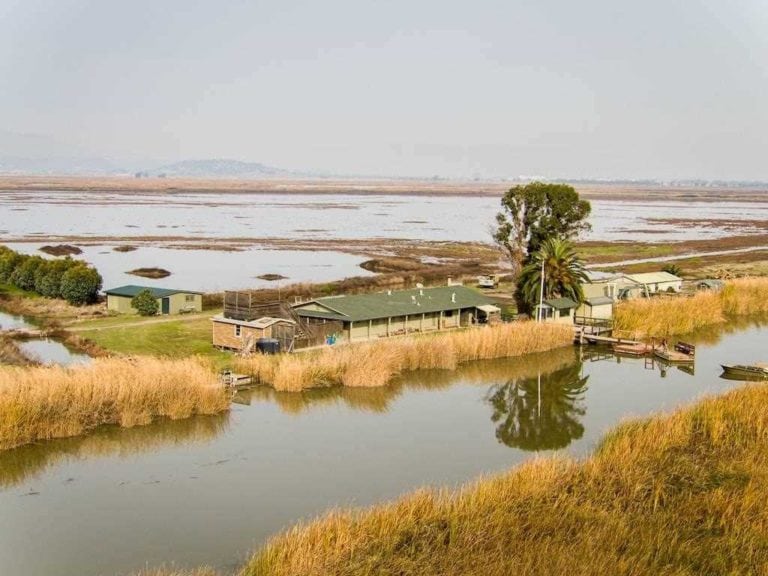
<box><xmin>0</xmin><ymin>0</ymin><xmax>767</xmax><ymax>180</ymax></box>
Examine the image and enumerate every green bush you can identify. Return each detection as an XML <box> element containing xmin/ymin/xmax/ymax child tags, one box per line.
<box><xmin>60</xmin><ymin>264</ymin><xmax>103</xmax><ymax>305</ymax></box>
<box><xmin>131</xmin><ymin>289</ymin><xmax>159</xmax><ymax>316</ymax></box>
<box><xmin>10</xmin><ymin>256</ymin><xmax>45</xmax><ymax>291</ymax></box>
<box><xmin>0</xmin><ymin>249</ymin><xmax>23</xmax><ymax>283</ymax></box>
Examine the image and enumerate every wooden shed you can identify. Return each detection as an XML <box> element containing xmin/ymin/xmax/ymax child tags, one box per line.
<box><xmin>105</xmin><ymin>285</ymin><xmax>202</xmax><ymax>315</ymax></box>
<box><xmin>211</xmin><ymin>315</ymin><xmax>296</xmax><ymax>352</ymax></box>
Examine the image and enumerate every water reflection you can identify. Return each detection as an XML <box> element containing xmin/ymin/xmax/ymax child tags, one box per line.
<box><xmin>0</xmin><ymin>414</ymin><xmax>229</xmax><ymax>489</ymax></box>
<box><xmin>246</xmin><ymin>346</ymin><xmax>581</xmax><ymax>415</ymax></box>
<box><xmin>486</xmin><ymin>362</ymin><xmax>588</xmax><ymax>451</ymax></box>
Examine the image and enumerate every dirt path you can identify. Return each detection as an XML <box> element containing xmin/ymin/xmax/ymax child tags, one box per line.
<box><xmin>587</xmin><ymin>245</ymin><xmax>768</xmax><ymax>270</ymax></box>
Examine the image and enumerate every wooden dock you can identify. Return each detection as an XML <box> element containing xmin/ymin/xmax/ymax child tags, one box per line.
<box><xmin>574</xmin><ymin>327</ymin><xmax>640</xmax><ymax>346</ymax></box>
<box><xmin>219</xmin><ymin>371</ymin><xmax>254</xmax><ymax>389</ymax></box>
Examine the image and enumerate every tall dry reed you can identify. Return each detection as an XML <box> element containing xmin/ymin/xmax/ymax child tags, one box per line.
<box><xmin>237</xmin><ymin>383</ymin><xmax>768</xmax><ymax>576</ymax></box>
<box><xmin>614</xmin><ymin>277</ymin><xmax>768</xmax><ymax>338</ymax></box>
<box><xmin>235</xmin><ymin>322</ymin><xmax>574</xmax><ymax>392</ymax></box>
<box><xmin>0</xmin><ymin>357</ymin><xmax>229</xmax><ymax>451</ymax></box>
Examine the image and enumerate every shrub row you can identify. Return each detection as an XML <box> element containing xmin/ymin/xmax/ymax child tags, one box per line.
<box><xmin>0</xmin><ymin>246</ymin><xmax>102</xmax><ymax>305</ymax></box>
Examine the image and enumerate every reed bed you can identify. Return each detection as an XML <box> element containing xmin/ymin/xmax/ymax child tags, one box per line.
<box><xmin>250</xmin><ymin>346</ymin><xmax>580</xmax><ymax>416</ymax></box>
<box><xmin>0</xmin><ymin>357</ymin><xmax>229</xmax><ymax>451</ymax></box>
<box><xmin>237</xmin><ymin>383</ymin><xmax>768</xmax><ymax>576</ymax></box>
<box><xmin>234</xmin><ymin>322</ymin><xmax>574</xmax><ymax>392</ymax></box>
<box><xmin>614</xmin><ymin>277</ymin><xmax>768</xmax><ymax>338</ymax></box>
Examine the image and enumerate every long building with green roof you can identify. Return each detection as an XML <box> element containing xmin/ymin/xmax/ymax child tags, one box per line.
<box><xmin>292</xmin><ymin>285</ymin><xmax>501</xmax><ymax>342</ymax></box>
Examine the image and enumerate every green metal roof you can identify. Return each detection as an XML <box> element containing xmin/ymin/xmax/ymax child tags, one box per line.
<box><xmin>294</xmin><ymin>285</ymin><xmax>495</xmax><ymax>323</ymax></box>
<box><xmin>104</xmin><ymin>285</ymin><xmax>200</xmax><ymax>298</ymax></box>
<box><xmin>542</xmin><ymin>297</ymin><xmax>579</xmax><ymax>310</ymax></box>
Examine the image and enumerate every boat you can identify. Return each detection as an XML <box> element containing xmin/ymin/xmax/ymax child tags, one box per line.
<box><xmin>654</xmin><ymin>348</ymin><xmax>695</xmax><ymax>364</ymax></box>
<box><xmin>720</xmin><ymin>364</ymin><xmax>768</xmax><ymax>381</ymax></box>
<box><xmin>613</xmin><ymin>342</ymin><xmax>652</xmax><ymax>356</ymax></box>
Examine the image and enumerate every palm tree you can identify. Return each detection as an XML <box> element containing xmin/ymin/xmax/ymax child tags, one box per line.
<box><xmin>516</xmin><ymin>238</ymin><xmax>588</xmax><ymax>312</ymax></box>
<box><xmin>485</xmin><ymin>362</ymin><xmax>589</xmax><ymax>451</ymax></box>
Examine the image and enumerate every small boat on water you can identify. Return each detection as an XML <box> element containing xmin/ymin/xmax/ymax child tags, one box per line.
<box><xmin>613</xmin><ymin>342</ymin><xmax>652</xmax><ymax>356</ymax></box>
<box><xmin>654</xmin><ymin>348</ymin><xmax>695</xmax><ymax>364</ymax></box>
<box><xmin>720</xmin><ymin>364</ymin><xmax>768</xmax><ymax>381</ymax></box>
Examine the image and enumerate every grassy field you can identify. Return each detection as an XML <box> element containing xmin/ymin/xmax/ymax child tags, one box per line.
<box><xmin>0</xmin><ymin>357</ymin><xmax>230</xmax><ymax>451</ymax></box>
<box><xmin>71</xmin><ymin>312</ymin><xmax>231</xmax><ymax>365</ymax></box>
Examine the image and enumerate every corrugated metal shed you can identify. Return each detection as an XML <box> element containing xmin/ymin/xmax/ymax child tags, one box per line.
<box><xmin>293</xmin><ymin>285</ymin><xmax>494</xmax><ymax>322</ymax></box>
<box><xmin>542</xmin><ymin>297</ymin><xmax>579</xmax><ymax>309</ymax></box>
<box><xmin>626</xmin><ymin>272</ymin><xmax>681</xmax><ymax>284</ymax></box>
<box><xmin>104</xmin><ymin>285</ymin><xmax>201</xmax><ymax>298</ymax></box>
<box><xmin>585</xmin><ymin>296</ymin><xmax>614</xmax><ymax>306</ymax></box>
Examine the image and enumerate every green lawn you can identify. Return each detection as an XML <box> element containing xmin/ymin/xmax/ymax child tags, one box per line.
<box><xmin>76</xmin><ymin>313</ymin><xmax>233</xmax><ymax>367</ymax></box>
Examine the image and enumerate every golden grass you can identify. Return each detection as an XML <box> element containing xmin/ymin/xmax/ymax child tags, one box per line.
<box><xmin>248</xmin><ymin>346</ymin><xmax>579</xmax><ymax>416</ymax></box>
<box><xmin>0</xmin><ymin>357</ymin><xmax>230</xmax><ymax>451</ymax></box>
<box><xmin>614</xmin><ymin>277</ymin><xmax>768</xmax><ymax>338</ymax></box>
<box><xmin>238</xmin><ymin>383</ymin><xmax>768</xmax><ymax>576</ymax></box>
<box><xmin>234</xmin><ymin>322</ymin><xmax>574</xmax><ymax>392</ymax></box>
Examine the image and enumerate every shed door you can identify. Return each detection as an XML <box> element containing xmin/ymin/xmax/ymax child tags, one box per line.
<box><xmin>161</xmin><ymin>297</ymin><xmax>170</xmax><ymax>314</ymax></box>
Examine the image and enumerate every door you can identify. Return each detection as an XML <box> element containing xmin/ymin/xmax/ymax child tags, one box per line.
<box><xmin>161</xmin><ymin>297</ymin><xmax>170</xmax><ymax>315</ymax></box>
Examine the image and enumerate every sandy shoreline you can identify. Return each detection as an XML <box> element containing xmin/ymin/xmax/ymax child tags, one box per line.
<box><xmin>1</xmin><ymin>175</ymin><xmax>768</xmax><ymax>202</ymax></box>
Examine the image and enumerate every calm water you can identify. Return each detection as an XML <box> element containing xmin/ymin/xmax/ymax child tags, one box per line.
<box><xmin>0</xmin><ymin>311</ymin><xmax>90</xmax><ymax>366</ymax></box>
<box><xmin>2</xmin><ymin>190</ymin><xmax>767</xmax><ymax>291</ymax></box>
<box><xmin>0</xmin><ymin>321</ymin><xmax>765</xmax><ymax>576</ymax></box>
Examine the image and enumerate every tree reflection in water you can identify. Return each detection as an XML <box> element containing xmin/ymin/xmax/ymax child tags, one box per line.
<box><xmin>486</xmin><ymin>362</ymin><xmax>588</xmax><ymax>451</ymax></box>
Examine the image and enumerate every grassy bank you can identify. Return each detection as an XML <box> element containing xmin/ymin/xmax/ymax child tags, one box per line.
<box><xmin>232</xmin><ymin>381</ymin><xmax>768</xmax><ymax>576</ymax></box>
<box><xmin>235</xmin><ymin>322</ymin><xmax>573</xmax><ymax>391</ymax></box>
<box><xmin>72</xmin><ymin>312</ymin><xmax>230</xmax><ymax>363</ymax></box>
<box><xmin>614</xmin><ymin>277</ymin><xmax>768</xmax><ymax>337</ymax></box>
<box><xmin>0</xmin><ymin>357</ymin><xmax>229</xmax><ymax>451</ymax></box>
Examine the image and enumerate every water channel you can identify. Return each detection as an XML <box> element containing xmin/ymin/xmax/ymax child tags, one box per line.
<box><xmin>0</xmin><ymin>311</ymin><xmax>90</xmax><ymax>366</ymax></box>
<box><xmin>0</xmin><ymin>320</ymin><xmax>766</xmax><ymax>575</ymax></box>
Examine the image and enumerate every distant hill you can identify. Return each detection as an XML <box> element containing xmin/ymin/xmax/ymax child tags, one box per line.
<box><xmin>141</xmin><ymin>159</ymin><xmax>317</xmax><ymax>179</ymax></box>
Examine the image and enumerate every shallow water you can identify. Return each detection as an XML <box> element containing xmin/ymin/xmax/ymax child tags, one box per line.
<box><xmin>16</xmin><ymin>339</ymin><xmax>90</xmax><ymax>366</ymax></box>
<box><xmin>0</xmin><ymin>310</ymin><xmax>34</xmax><ymax>331</ymax></box>
<box><xmin>2</xmin><ymin>190</ymin><xmax>767</xmax><ymax>291</ymax></box>
<box><xmin>0</xmin><ymin>311</ymin><xmax>90</xmax><ymax>366</ymax></box>
<box><xmin>0</xmin><ymin>321</ymin><xmax>765</xmax><ymax>576</ymax></box>
<box><xmin>10</xmin><ymin>243</ymin><xmax>374</xmax><ymax>292</ymax></box>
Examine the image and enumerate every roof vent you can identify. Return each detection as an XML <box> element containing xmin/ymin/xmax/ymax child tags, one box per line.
<box><xmin>451</xmin><ymin>292</ymin><xmax>456</xmax><ymax>303</ymax></box>
<box><xmin>411</xmin><ymin>295</ymin><xmax>416</xmax><ymax>302</ymax></box>
<box><xmin>387</xmin><ymin>290</ymin><xmax>392</xmax><ymax>296</ymax></box>
<box><xmin>419</xmin><ymin>289</ymin><xmax>424</xmax><ymax>296</ymax></box>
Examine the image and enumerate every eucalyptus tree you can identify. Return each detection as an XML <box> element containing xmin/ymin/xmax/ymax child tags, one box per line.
<box><xmin>493</xmin><ymin>181</ymin><xmax>591</xmax><ymax>277</ymax></box>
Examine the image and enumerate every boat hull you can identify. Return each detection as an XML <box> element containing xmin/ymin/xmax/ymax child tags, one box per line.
<box><xmin>720</xmin><ymin>364</ymin><xmax>768</xmax><ymax>381</ymax></box>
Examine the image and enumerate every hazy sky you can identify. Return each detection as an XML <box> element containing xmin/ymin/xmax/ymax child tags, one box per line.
<box><xmin>1</xmin><ymin>0</ymin><xmax>767</xmax><ymax>179</ymax></box>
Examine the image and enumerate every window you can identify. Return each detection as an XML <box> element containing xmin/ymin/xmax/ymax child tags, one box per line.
<box><xmin>559</xmin><ymin>308</ymin><xmax>570</xmax><ymax>318</ymax></box>
<box><xmin>444</xmin><ymin>310</ymin><xmax>454</xmax><ymax>317</ymax></box>
<box><xmin>185</xmin><ymin>294</ymin><xmax>195</xmax><ymax>302</ymax></box>
<box><xmin>234</xmin><ymin>325</ymin><xmax>242</xmax><ymax>337</ymax></box>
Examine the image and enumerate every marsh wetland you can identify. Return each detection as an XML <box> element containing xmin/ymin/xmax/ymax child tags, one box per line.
<box><xmin>0</xmin><ymin>321</ymin><xmax>765</xmax><ymax>576</ymax></box>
